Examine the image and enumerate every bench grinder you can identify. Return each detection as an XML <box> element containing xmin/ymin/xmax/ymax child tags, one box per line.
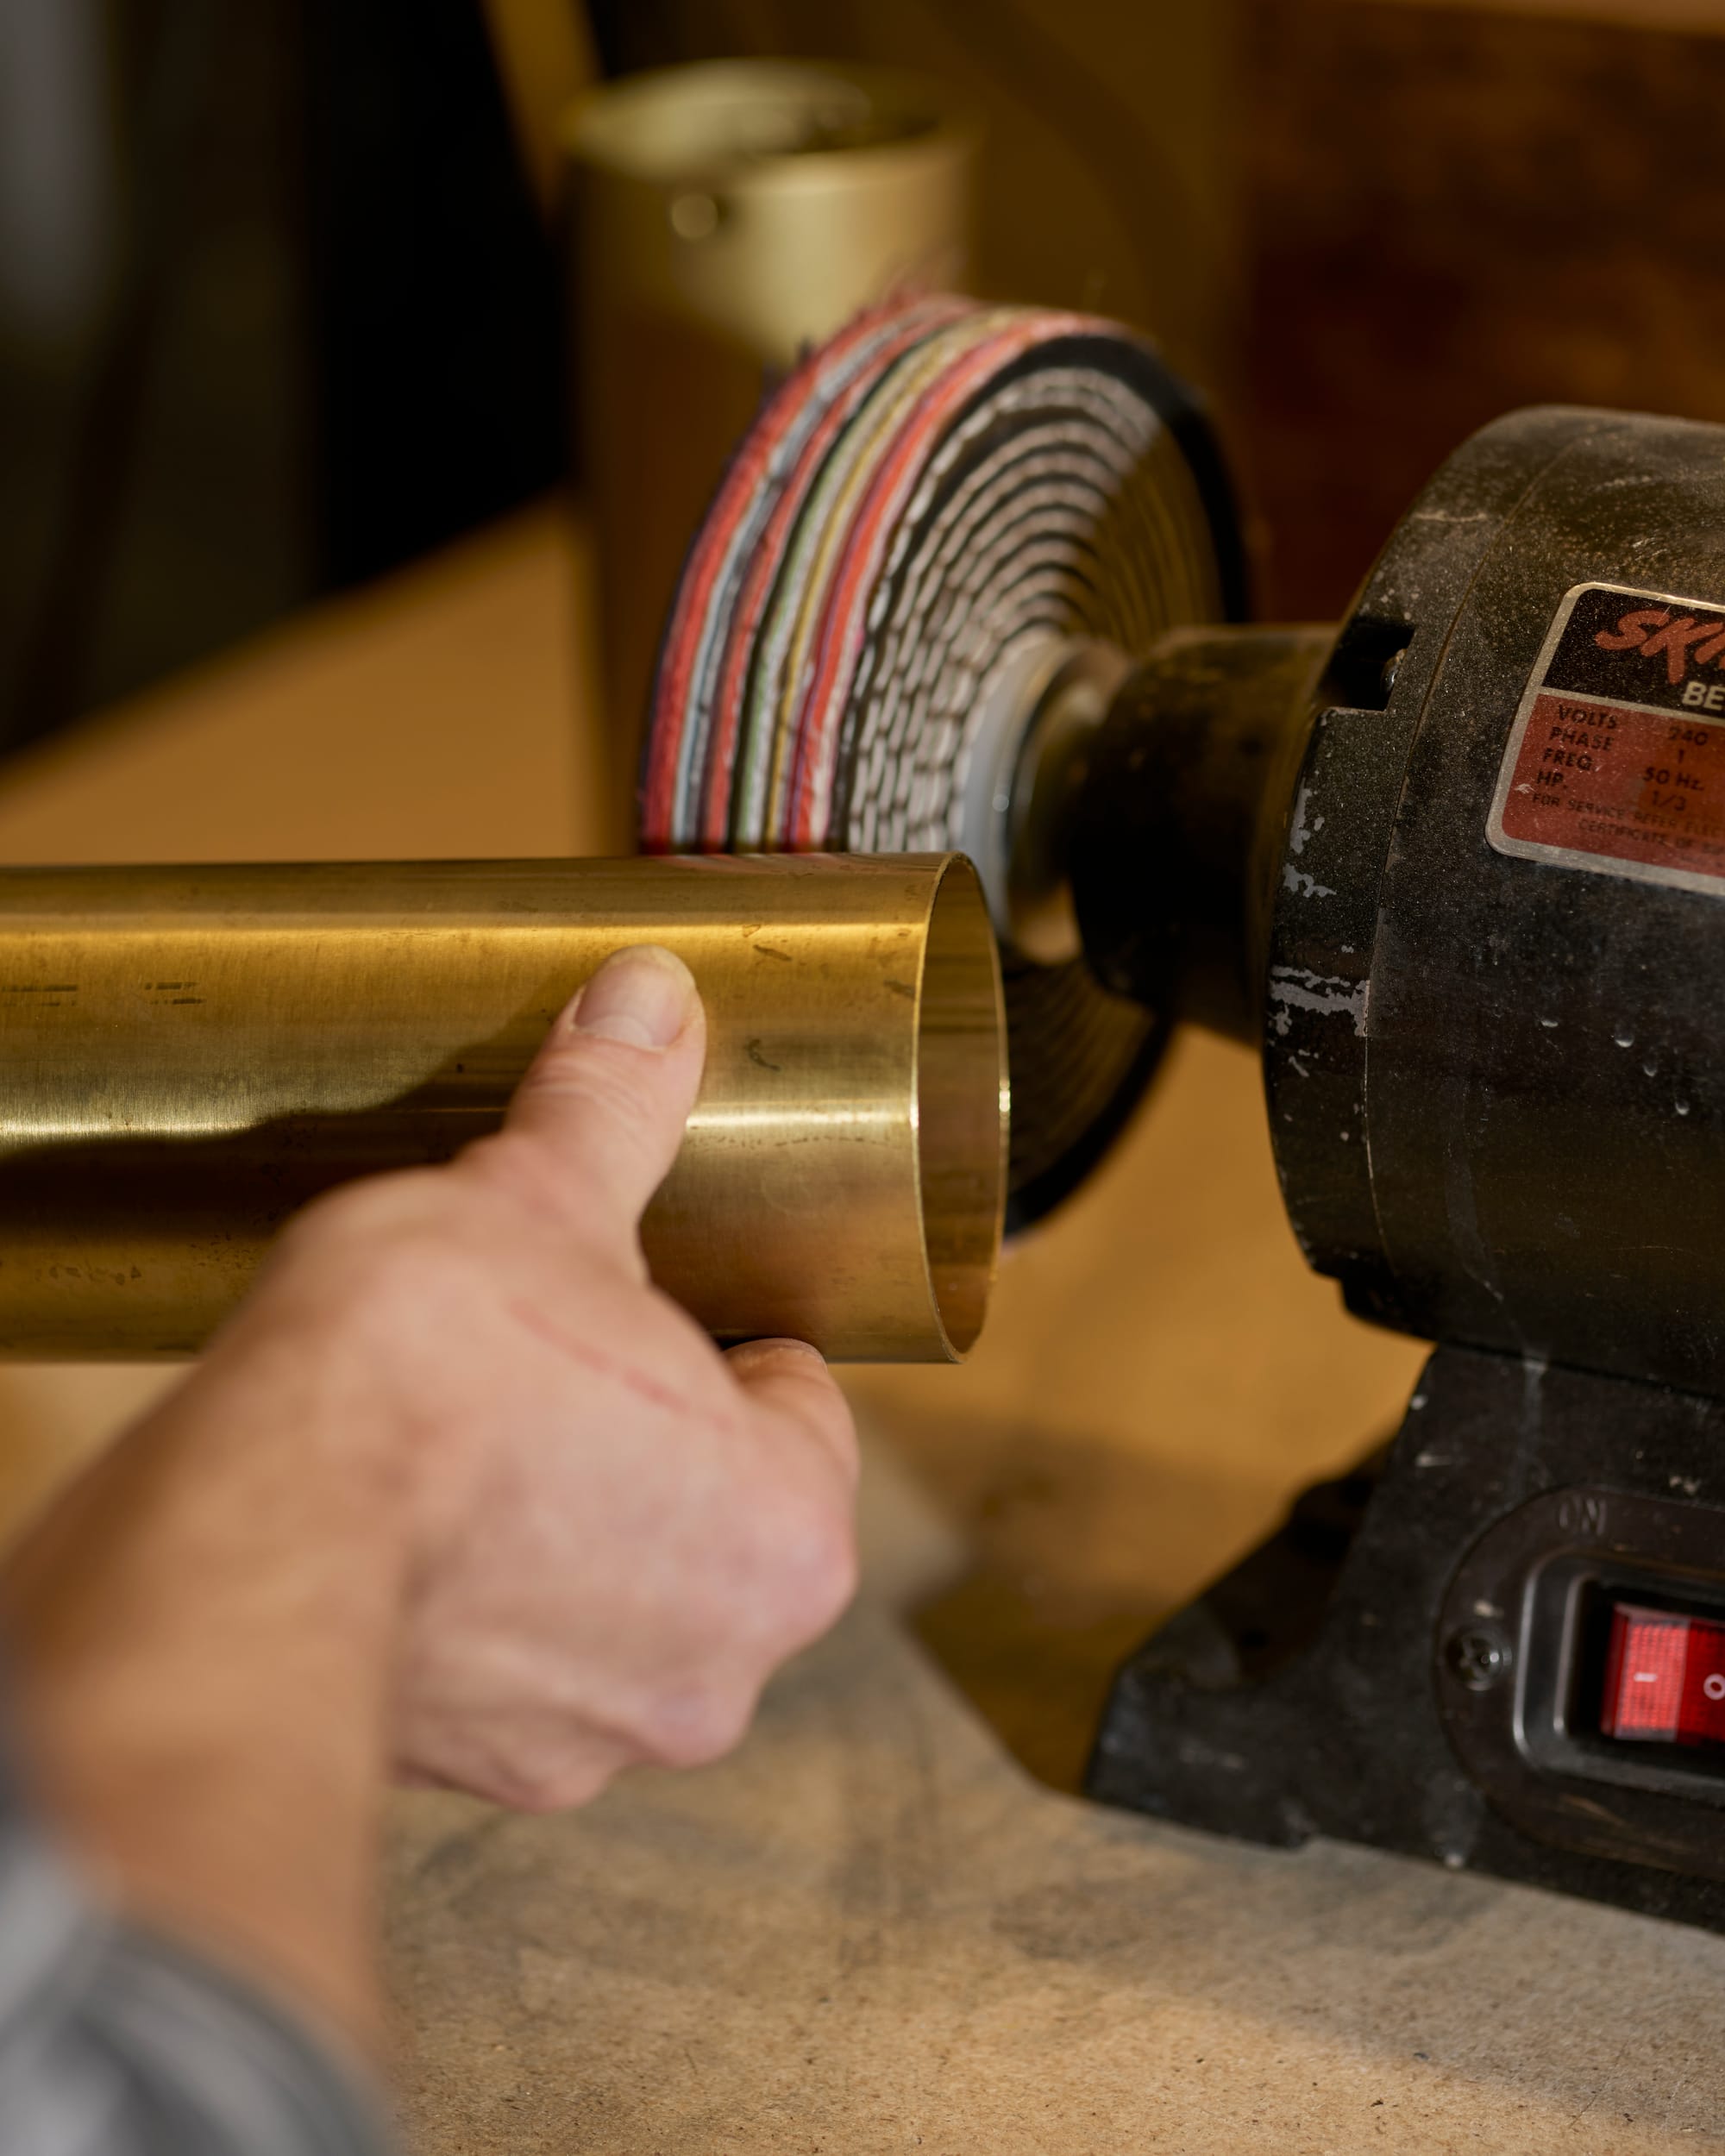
<box><xmin>645</xmin><ymin>295</ymin><xmax>1725</xmax><ymax>1930</ymax></box>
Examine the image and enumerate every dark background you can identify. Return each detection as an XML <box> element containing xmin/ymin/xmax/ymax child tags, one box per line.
<box><xmin>0</xmin><ymin>0</ymin><xmax>561</xmax><ymax>752</ymax></box>
<box><xmin>3</xmin><ymin>0</ymin><xmax>1723</xmax><ymax>754</ymax></box>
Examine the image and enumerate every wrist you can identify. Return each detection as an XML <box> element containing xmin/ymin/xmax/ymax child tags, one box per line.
<box><xmin>0</xmin><ymin>1313</ymin><xmax>415</xmax><ymax>2044</ymax></box>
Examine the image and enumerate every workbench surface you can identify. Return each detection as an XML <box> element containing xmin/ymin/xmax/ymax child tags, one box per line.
<box><xmin>1</xmin><ymin>509</ymin><xmax>1721</xmax><ymax>2153</ymax></box>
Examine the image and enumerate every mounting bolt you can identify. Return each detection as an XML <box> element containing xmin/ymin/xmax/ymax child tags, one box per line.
<box><xmin>1445</xmin><ymin>1627</ymin><xmax>1511</xmax><ymax>1692</ymax></box>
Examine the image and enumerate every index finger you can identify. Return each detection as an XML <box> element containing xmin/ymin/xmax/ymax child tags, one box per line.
<box><xmin>724</xmin><ymin>1338</ymin><xmax>858</xmax><ymax>1485</ymax></box>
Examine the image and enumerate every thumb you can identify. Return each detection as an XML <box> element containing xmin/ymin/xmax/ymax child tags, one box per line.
<box><xmin>498</xmin><ymin>944</ymin><xmax>706</xmax><ymax>1241</ymax></box>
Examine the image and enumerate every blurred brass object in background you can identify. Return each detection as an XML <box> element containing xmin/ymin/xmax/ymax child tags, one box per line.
<box><xmin>480</xmin><ymin>0</ymin><xmax>599</xmax><ymax>213</ymax></box>
<box><xmin>0</xmin><ymin>854</ymin><xmax>1004</xmax><ymax>1363</ymax></box>
<box><xmin>565</xmin><ymin>60</ymin><xmax>976</xmax><ymax>832</ymax></box>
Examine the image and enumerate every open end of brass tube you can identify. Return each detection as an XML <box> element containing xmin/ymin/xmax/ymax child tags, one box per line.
<box><xmin>914</xmin><ymin>857</ymin><xmax>1008</xmax><ymax>1357</ymax></box>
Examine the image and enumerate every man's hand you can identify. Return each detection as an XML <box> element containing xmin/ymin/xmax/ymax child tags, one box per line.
<box><xmin>248</xmin><ymin>942</ymin><xmax>859</xmax><ymax>1808</ymax></box>
<box><xmin>0</xmin><ymin>947</ymin><xmax>858</xmax><ymax>2041</ymax></box>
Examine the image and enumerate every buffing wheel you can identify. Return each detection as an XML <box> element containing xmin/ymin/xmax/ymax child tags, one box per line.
<box><xmin>643</xmin><ymin>294</ymin><xmax>1244</xmax><ymax>1223</ymax></box>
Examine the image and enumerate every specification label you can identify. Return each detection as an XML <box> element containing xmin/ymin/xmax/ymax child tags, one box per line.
<box><xmin>1489</xmin><ymin>580</ymin><xmax>1725</xmax><ymax>896</ymax></box>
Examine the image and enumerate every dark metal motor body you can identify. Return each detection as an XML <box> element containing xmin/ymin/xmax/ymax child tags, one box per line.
<box><xmin>1068</xmin><ymin>406</ymin><xmax>1725</xmax><ymax>1927</ymax></box>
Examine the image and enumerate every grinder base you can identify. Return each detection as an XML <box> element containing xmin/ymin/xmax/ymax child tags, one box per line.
<box><xmin>1089</xmin><ymin>1344</ymin><xmax>1725</xmax><ymax>1934</ymax></box>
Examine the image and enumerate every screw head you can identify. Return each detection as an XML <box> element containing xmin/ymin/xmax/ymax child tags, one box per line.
<box><xmin>1445</xmin><ymin>1627</ymin><xmax>1511</xmax><ymax>1692</ymax></box>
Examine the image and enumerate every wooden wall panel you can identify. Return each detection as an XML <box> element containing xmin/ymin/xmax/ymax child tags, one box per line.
<box><xmin>1241</xmin><ymin>0</ymin><xmax>1725</xmax><ymax>617</ymax></box>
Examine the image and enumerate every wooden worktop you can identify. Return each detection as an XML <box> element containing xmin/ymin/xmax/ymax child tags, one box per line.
<box><xmin>1</xmin><ymin>506</ymin><xmax>1720</xmax><ymax>2153</ymax></box>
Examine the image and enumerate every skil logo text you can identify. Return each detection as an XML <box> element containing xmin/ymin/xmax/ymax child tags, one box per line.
<box><xmin>1596</xmin><ymin>604</ymin><xmax>1725</xmax><ymax>709</ymax></box>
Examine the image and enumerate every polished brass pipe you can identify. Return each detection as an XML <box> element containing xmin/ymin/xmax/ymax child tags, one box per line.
<box><xmin>0</xmin><ymin>855</ymin><xmax>1005</xmax><ymax>1363</ymax></box>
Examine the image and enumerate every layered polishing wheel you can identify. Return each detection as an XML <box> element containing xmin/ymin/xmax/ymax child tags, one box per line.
<box><xmin>643</xmin><ymin>295</ymin><xmax>1243</xmax><ymax>1225</ymax></box>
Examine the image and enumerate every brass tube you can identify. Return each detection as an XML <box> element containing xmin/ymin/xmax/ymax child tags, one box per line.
<box><xmin>0</xmin><ymin>855</ymin><xmax>1005</xmax><ymax>1363</ymax></box>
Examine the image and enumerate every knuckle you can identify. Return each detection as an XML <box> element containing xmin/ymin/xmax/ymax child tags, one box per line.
<box><xmin>355</xmin><ymin>1226</ymin><xmax>474</xmax><ymax>1318</ymax></box>
<box><xmin>461</xmin><ymin>1128</ymin><xmax>643</xmax><ymax>1264</ymax></box>
<box><xmin>455</xmin><ymin>1131</ymin><xmax>560</xmax><ymax>1228</ymax></box>
<box><xmin>281</xmin><ymin>1209</ymin><xmax>484</xmax><ymax>1349</ymax></box>
<box><xmin>757</xmin><ymin>1489</ymin><xmax>858</xmax><ymax>1646</ymax></box>
<box><xmin>274</xmin><ymin>1178</ymin><xmax>388</xmax><ymax>1259</ymax></box>
<box><xmin>278</xmin><ymin>1169</ymin><xmax>441</xmax><ymax>1267</ymax></box>
<box><xmin>521</xmin><ymin>1037</ymin><xmax>662</xmax><ymax>1142</ymax></box>
<box><xmin>493</xmin><ymin>1759</ymin><xmax>616</xmax><ymax>1814</ymax></box>
<box><xmin>426</xmin><ymin>1726</ymin><xmax>623</xmax><ymax>1814</ymax></box>
<box><xmin>637</xmin><ymin>1683</ymin><xmax>755</xmax><ymax>1771</ymax></box>
<box><xmin>502</xmin><ymin>1052</ymin><xmax>671</xmax><ymax>1219</ymax></box>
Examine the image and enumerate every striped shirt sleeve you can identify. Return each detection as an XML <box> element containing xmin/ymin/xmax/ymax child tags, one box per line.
<box><xmin>0</xmin><ymin>1706</ymin><xmax>396</xmax><ymax>2156</ymax></box>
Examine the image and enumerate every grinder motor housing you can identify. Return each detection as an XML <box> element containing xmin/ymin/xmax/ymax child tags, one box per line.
<box><xmin>1069</xmin><ymin>406</ymin><xmax>1725</xmax><ymax>1927</ymax></box>
<box><xmin>634</xmin><ymin>303</ymin><xmax>1725</xmax><ymax>1929</ymax></box>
